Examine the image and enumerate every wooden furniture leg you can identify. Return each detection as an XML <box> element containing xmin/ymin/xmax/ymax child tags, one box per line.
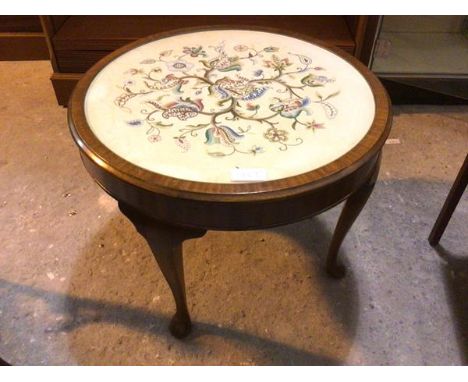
<box><xmin>428</xmin><ymin>154</ymin><xmax>468</xmax><ymax>247</ymax></box>
<box><xmin>326</xmin><ymin>155</ymin><xmax>381</xmax><ymax>278</ymax></box>
<box><xmin>118</xmin><ymin>202</ymin><xmax>206</xmax><ymax>339</ymax></box>
<box><xmin>0</xmin><ymin>357</ymin><xmax>10</xmax><ymax>366</ymax></box>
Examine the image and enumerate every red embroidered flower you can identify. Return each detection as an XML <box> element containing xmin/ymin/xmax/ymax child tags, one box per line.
<box><xmin>147</xmin><ymin>134</ymin><xmax>162</xmax><ymax>143</ymax></box>
<box><xmin>161</xmin><ymin>99</ymin><xmax>204</xmax><ymax>121</ymax></box>
<box><xmin>306</xmin><ymin>121</ymin><xmax>325</xmax><ymax>130</ymax></box>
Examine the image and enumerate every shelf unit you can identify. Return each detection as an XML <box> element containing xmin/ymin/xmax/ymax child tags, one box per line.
<box><xmin>0</xmin><ymin>16</ymin><xmax>49</xmax><ymax>60</ymax></box>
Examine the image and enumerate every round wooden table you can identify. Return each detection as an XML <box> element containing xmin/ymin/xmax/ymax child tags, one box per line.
<box><xmin>68</xmin><ymin>27</ymin><xmax>392</xmax><ymax>338</ymax></box>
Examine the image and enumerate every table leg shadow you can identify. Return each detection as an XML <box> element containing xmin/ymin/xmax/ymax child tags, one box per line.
<box><xmin>0</xmin><ymin>278</ymin><xmax>343</xmax><ymax>365</ymax></box>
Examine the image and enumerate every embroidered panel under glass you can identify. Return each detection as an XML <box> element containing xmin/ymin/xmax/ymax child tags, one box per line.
<box><xmin>85</xmin><ymin>30</ymin><xmax>375</xmax><ymax>183</ymax></box>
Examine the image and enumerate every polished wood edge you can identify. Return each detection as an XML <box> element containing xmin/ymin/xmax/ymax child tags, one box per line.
<box><xmin>352</xmin><ymin>16</ymin><xmax>369</xmax><ymax>59</ymax></box>
<box><xmin>51</xmin><ymin>72</ymin><xmax>82</xmax><ymax>80</ymax></box>
<box><xmin>0</xmin><ymin>32</ymin><xmax>44</xmax><ymax>38</ymax></box>
<box><xmin>83</xmin><ymin>150</ymin><xmax>381</xmax><ymax>230</ymax></box>
<box><xmin>39</xmin><ymin>16</ymin><xmax>59</xmax><ymax>71</ymax></box>
<box><xmin>68</xmin><ymin>25</ymin><xmax>392</xmax><ymax>202</ymax></box>
<box><xmin>358</xmin><ymin>16</ymin><xmax>381</xmax><ymax>66</ymax></box>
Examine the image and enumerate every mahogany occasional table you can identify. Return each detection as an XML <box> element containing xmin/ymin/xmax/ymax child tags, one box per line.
<box><xmin>68</xmin><ymin>27</ymin><xmax>392</xmax><ymax>339</ymax></box>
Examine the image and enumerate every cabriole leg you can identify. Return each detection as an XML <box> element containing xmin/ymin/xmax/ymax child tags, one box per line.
<box><xmin>118</xmin><ymin>202</ymin><xmax>206</xmax><ymax>338</ymax></box>
<box><xmin>326</xmin><ymin>156</ymin><xmax>381</xmax><ymax>278</ymax></box>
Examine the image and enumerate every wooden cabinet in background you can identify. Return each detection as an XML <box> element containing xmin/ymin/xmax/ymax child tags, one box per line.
<box><xmin>0</xmin><ymin>16</ymin><xmax>49</xmax><ymax>60</ymax></box>
<box><xmin>40</xmin><ymin>15</ymin><xmax>376</xmax><ymax>107</ymax></box>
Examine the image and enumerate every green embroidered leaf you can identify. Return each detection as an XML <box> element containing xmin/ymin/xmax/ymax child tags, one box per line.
<box><xmin>200</xmin><ymin>60</ymin><xmax>212</xmax><ymax>69</ymax></box>
<box><xmin>187</xmin><ymin>123</ymin><xmax>210</xmax><ymax>128</ymax></box>
<box><xmin>140</xmin><ymin>59</ymin><xmax>156</xmax><ymax>64</ymax></box>
<box><xmin>217</xmin><ymin>98</ymin><xmax>231</xmax><ymax>106</ymax></box>
<box><xmin>155</xmin><ymin>121</ymin><xmax>173</xmax><ymax>127</ymax></box>
<box><xmin>323</xmin><ymin>91</ymin><xmax>340</xmax><ymax>100</ymax></box>
<box><xmin>156</xmin><ymin>94</ymin><xmax>169</xmax><ymax>101</ymax></box>
<box><xmin>208</xmin><ymin>152</ymin><xmax>227</xmax><ymax>157</ymax></box>
<box><xmin>218</xmin><ymin>64</ymin><xmax>242</xmax><ymax>72</ymax></box>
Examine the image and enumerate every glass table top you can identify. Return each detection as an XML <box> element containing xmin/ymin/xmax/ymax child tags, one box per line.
<box><xmin>84</xmin><ymin>30</ymin><xmax>376</xmax><ymax>183</ymax></box>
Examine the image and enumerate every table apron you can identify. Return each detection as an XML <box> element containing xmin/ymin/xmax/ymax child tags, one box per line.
<box><xmin>79</xmin><ymin>151</ymin><xmax>380</xmax><ymax>231</ymax></box>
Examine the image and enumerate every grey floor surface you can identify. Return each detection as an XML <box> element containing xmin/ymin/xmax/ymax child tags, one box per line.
<box><xmin>0</xmin><ymin>61</ymin><xmax>467</xmax><ymax>365</ymax></box>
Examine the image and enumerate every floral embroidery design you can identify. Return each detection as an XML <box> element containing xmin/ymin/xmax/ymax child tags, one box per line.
<box><xmin>114</xmin><ymin>41</ymin><xmax>339</xmax><ymax>156</ymax></box>
<box><xmin>166</xmin><ymin>60</ymin><xmax>194</xmax><ymax>72</ymax></box>
<box><xmin>183</xmin><ymin>46</ymin><xmax>207</xmax><ymax>57</ymax></box>
<box><xmin>150</xmin><ymin>98</ymin><xmax>204</xmax><ymax>121</ymax></box>
<box><xmin>264</xmin><ymin>127</ymin><xmax>288</xmax><ymax>142</ymax></box>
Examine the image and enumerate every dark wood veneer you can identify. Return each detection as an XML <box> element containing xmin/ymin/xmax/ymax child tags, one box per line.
<box><xmin>54</xmin><ymin>16</ymin><xmax>355</xmax><ymax>52</ymax></box>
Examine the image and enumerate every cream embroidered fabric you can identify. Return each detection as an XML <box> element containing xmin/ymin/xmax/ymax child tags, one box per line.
<box><xmin>84</xmin><ymin>30</ymin><xmax>375</xmax><ymax>183</ymax></box>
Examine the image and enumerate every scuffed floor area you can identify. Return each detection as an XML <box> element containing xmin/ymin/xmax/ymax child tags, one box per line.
<box><xmin>0</xmin><ymin>61</ymin><xmax>467</xmax><ymax>365</ymax></box>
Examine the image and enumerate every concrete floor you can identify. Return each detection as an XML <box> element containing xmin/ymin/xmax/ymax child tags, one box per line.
<box><xmin>0</xmin><ymin>61</ymin><xmax>467</xmax><ymax>365</ymax></box>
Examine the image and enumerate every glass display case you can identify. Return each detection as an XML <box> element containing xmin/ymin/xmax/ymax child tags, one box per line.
<box><xmin>370</xmin><ymin>16</ymin><xmax>468</xmax><ymax>102</ymax></box>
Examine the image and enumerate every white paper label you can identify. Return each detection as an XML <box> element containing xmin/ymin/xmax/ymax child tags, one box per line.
<box><xmin>230</xmin><ymin>168</ymin><xmax>267</xmax><ymax>182</ymax></box>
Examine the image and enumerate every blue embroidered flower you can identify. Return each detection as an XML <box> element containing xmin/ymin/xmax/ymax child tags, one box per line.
<box><xmin>205</xmin><ymin>125</ymin><xmax>244</xmax><ymax>145</ymax></box>
<box><xmin>253</xmin><ymin>69</ymin><xmax>263</xmax><ymax>77</ymax></box>
<box><xmin>269</xmin><ymin>97</ymin><xmax>310</xmax><ymax>118</ymax></box>
<box><xmin>301</xmin><ymin>74</ymin><xmax>334</xmax><ymax>87</ymax></box>
<box><xmin>127</xmin><ymin>120</ymin><xmax>142</xmax><ymax>126</ymax></box>
<box><xmin>242</xmin><ymin>87</ymin><xmax>268</xmax><ymax>101</ymax></box>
